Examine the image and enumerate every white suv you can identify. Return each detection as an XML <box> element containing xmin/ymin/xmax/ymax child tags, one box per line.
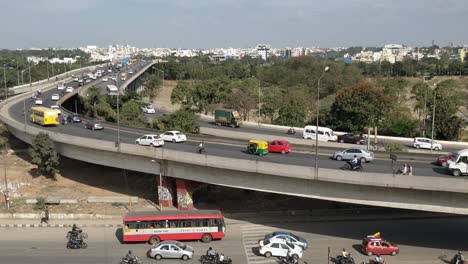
<box><xmin>413</xmin><ymin>137</ymin><xmax>442</xmax><ymax>151</ymax></box>
<box><xmin>258</xmin><ymin>238</ymin><xmax>303</xmax><ymax>259</ymax></box>
<box><xmin>135</xmin><ymin>135</ymin><xmax>164</xmax><ymax>147</ymax></box>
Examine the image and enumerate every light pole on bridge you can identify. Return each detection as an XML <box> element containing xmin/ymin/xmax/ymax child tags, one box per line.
<box><xmin>315</xmin><ymin>66</ymin><xmax>329</xmax><ymax>179</ymax></box>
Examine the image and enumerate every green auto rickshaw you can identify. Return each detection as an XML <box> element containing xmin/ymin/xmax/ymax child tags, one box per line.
<box><xmin>247</xmin><ymin>140</ymin><xmax>268</xmax><ymax>156</ymax></box>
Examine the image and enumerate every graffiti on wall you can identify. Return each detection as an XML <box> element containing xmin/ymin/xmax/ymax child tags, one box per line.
<box><xmin>177</xmin><ymin>192</ymin><xmax>193</xmax><ymax>209</ymax></box>
<box><xmin>158</xmin><ymin>186</ymin><xmax>172</xmax><ymax>201</ymax></box>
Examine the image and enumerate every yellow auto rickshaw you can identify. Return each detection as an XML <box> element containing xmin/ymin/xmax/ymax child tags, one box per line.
<box><xmin>247</xmin><ymin>140</ymin><xmax>268</xmax><ymax>156</ymax></box>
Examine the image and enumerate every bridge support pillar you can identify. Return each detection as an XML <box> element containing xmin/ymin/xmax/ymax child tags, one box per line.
<box><xmin>158</xmin><ymin>176</ymin><xmax>172</xmax><ymax>208</ymax></box>
<box><xmin>176</xmin><ymin>179</ymin><xmax>195</xmax><ymax>210</ymax></box>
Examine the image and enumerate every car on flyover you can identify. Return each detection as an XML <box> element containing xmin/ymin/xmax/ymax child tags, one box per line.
<box><xmin>50</xmin><ymin>105</ymin><xmax>61</xmax><ymax>115</ymax></box>
<box><xmin>437</xmin><ymin>152</ymin><xmax>456</xmax><ymax>167</ymax></box>
<box><xmin>333</xmin><ymin>148</ymin><xmax>374</xmax><ymax>163</ymax></box>
<box><xmin>258</xmin><ymin>238</ymin><xmax>303</xmax><ymax>259</ymax></box>
<box><xmin>362</xmin><ymin>235</ymin><xmax>399</xmax><ymax>256</ymax></box>
<box><xmin>268</xmin><ymin>140</ymin><xmax>291</xmax><ymax>154</ymax></box>
<box><xmin>261</xmin><ymin>231</ymin><xmax>308</xmax><ymax>250</ymax></box>
<box><xmin>135</xmin><ymin>134</ymin><xmax>164</xmax><ymax>147</ymax></box>
<box><xmin>102</xmin><ymin>77</ymin><xmax>108</xmax><ymax>82</ymax></box>
<box><xmin>147</xmin><ymin>240</ymin><xmax>194</xmax><ymax>261</ymax></box>
<box><xmin>413</xmin><ymin>137</ymin><xmax>442</xmax><ymax>151</ymax></box>
<box><xmin>160</xmin><ymin>131</ymin><xmax>187</xmax><ymax>143</ymax></box>
<box><xmin>337</xmin><ymin>133</ymin><xmax>366</xmax><ymax>145</ymax></box>
<box><xmin>35</xmin><ymin>98</ymin><xmax>43</xmax><ymax>105</ymax></box>
<box><xmin>66</xmin><ymin>114</ymin><xmax>82</xmax><ymax>123</ymax></box>
<box><xmin>66</xmin><ymin>87</ymin><xmax>74</xmax><ymax>93</ymax></box>
<box><xmin>84</xmin><ymin>120</ymin><xmax>104</xmax><ymax>130</ymax></box>
<box><xmin>51</xmin><ymin>94</ymin><xmax>60</xmax><ymax>101</ymax></box>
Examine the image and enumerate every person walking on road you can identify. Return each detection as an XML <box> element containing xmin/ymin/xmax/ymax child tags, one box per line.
<box><xmin>45</xmin><ymin>206</ymin><xmax>49</xmax><ymax>223</ymax></box>
<box><xmin>40</xmin><ymin>209</ymin><xmax>48</xmax><ymax>224</ymax></box>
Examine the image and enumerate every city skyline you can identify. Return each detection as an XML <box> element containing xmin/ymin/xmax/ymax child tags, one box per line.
<box><xmin>2</xmin><ymin>0</ymin><xmax>468</xmax><ymax>49</ymax></box>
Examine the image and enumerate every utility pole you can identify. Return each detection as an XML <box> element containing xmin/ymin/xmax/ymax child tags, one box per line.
<box><xmin>3</xmin><ymin>144</ymin><xmax>9</xmax><ymax>210</ymax></box>
<box><xmin>3</xmin><ymin>64</ymin><xmax>7</xmax><ymax>100</ymax></box>
<box><xmin>431</xmin><ymin>89</ymin><xmax>436</xmax><ymax>152</ymax></box>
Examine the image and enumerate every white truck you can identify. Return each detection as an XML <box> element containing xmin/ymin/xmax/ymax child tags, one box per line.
<box><xmin>447</xmin><ymin>149</ymin><xmax>468</xmax><ymax>176</ymax></box>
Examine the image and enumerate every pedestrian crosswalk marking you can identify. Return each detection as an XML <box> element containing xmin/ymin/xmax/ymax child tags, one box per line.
<box><xmin>241</xmin><ymin>224</ymin><xmax>276</xmax><ymax>264</ymax></box>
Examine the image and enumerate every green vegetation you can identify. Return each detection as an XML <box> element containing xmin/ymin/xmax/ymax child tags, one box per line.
<box><xmin>33</xmin><ymin>197</ymin><xmax>47</xmax><ymax>211</ymax></box>
<box><xmin>152</xmin><ymin>108</ymin><xmax>200</xmax><ymax>133</ymax></box>
<box><xmin>29</xmin><ymin>133</ymin><xmax>60</xmax><ymax>177</ymax></box>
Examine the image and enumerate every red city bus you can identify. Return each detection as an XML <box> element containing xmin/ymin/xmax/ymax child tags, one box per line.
<box><xmin>122</xmin><ymin>210</ymin><xmax>225</xmax><ymax>244</ymax></box>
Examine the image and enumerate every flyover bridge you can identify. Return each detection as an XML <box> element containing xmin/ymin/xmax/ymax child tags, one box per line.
<box><xmin>1</xmin><ymin>65</ymin><xmax>468</xmax><ymax>215</ymax></box>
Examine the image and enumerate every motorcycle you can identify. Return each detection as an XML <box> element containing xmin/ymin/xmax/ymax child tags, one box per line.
<box><xmin>66</xmin><ymin>239</ymin><xmax>87</xmax><ymax>249</ymax></box>
<box><xmin>341</xmin><ymin>161</ymin><xmax>363</xmax><ymax>171</ymax></box>
<box><xmin>279</xmin><ymin>255</ymin><xmax>300</xmax><ymax>264</ymax></box>
<box><xmin>336</xmin><ymin>255</ymin><xmax>356</xmax><ymax>264</ymax></box>
<box><xmin>451</xmin><ymin>254</ymin><xmax>467</xmax><ymax>264</ymax></box>
<box><xmin>66</xmin><ymin>230</ymin><xmax>88</xmax><ymax>240</ymax></box>
<box><xmin>200</xmin><ymin>253</ymin><xmax>232</xmax><ymax>264</ymax></box>
<box><xmin>287</xmin><ymin>127</ymin><xmax>296</xmax><ymax>135</ymax></box>
<box><xmin>120</xmin><ymin>256</ymin><xmax>142</xmax><ymax>264</ymax></box>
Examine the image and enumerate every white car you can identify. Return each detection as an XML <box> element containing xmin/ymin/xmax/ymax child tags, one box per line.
<box><xmin>161</xmin><ymin>131</ymin><xmax>187</xmax><ymax>143</ymax></box>
<box><xmin>108</xmin><ymin>69</ymin><xmax>112</xmax><ymax>73</ymax></box>
<box><xmin>259</xmin><ymin>239</ymin><xmax>303</xmax><ymax>259</ymax></box>
<box><xmin>141</xmin><ymin>105</ymin><xmax>156</xmax><ymax>114</ymax></box>
<box><xmin>57</xmin><ymin>85</ymin><xmax>65</xmax><ymax>90</ymax></box>
<box><xmin>128</xmin><ymin>70</ymin><xmax>133</xmax><ymax>75</ymax></box>
<box><xmin>413</xmin><ymin>137</ymin><xmax>442</xmax><ymax>151</ymax></box>
<box><xmin>66</xmin><ymin>87</ymin><xmax>74</xmax><ymax>93</ymax></box>
<box><xmin>35</xmin><ymin>98</ymin><xmax>43</xmax><ymax>105</ymax></box>
<box><xmin>135</xmin><ymin>135</ymin><xmax>164</xmax><ymax>147</ymax></box>
<box><xmin>50</xmin><ymin>105</ymin><xmax>61</xmax><ymax>115</ymax></box>
<box><xmin>73</xmin><ymin>78</ymin><xmax>79</xmax><ymax>82</ymax></box>
<box><xmin>51</xmin><ymin>94</ymin><xmax>60</xmax><ymax>101</ymax></box>
<box><xmin>102</xmin><ymin>77</ymin><xmax>108</xmax><ymax>82</ymax></box>
<box><xmin>85</xmin><ymin>79</ymin><xmax>91</xmax><ymax>83</ymax></box>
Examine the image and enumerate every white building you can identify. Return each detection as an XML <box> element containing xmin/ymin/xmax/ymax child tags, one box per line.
<box><xmin>256</xmin><ymin>44</ymin><xmax>271</xmax><ymax>60</ymax></box>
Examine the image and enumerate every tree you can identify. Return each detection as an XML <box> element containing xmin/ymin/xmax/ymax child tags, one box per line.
<box><xmin>273</xmin><ymin>91</ymin><xmax>308</xmax><ymax>127</ymax></box>
<box><xmin>82</xmin><ymin>86</ymin><xmax>115</xmax><ymax>121</ymax></box>
<box><xmin>155</xmin><ymin>108</ymin><xmax>200</xmax><ymax>133</ymax></box>
<box><xmin>328</xmin><ymin>83</ymin><xmax>392</xmax><ymax>133</ymax></box>
<box><xmin>142</xmin><ymin>74</ymin><xmax>163</xmax><ymax>101</ymax></box>
<box><xmin>225</xmin><ymin>78</ymin><xmax>257</xmax><ymax>121</ymax></box>
<box><xmin>29</xmin><ymin>133</ymin><xmax>60</xmax><ymax>177</ymax></box>
<box><xmin>171</xmin><ymin>81</ymin><xmax>193</xmax><ymax>106</ymax></box>
<box><xmin>119</xmin><ymin>101</ymin><xmax>148</xmax><ymax>128</ymax></box>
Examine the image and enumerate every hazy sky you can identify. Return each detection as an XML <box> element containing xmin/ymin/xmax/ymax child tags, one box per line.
<box><xmin>2</xmin><ymin>0</ymin><xmax>468</xmax><ymax>49</ymax></box>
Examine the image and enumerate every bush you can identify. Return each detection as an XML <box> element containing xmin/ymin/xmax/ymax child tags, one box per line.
<box><xmin>33</xmin><ymin>197</ymin><xmax>46</xmax><ymax>211</ymax></box>
<box><xmin>155</xmin><ymin>108</ymin><xmax>200</xmax><ymax>134</ymax></box>
<box><xmin>384</xmin><ymin>142</ymin><xmax>406</xmax><ymax>152</ymax></box>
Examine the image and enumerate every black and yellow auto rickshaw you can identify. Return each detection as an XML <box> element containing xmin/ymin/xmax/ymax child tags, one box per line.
<box><xmin>247</xmin><ymin>140</ymin><xmax>268</xmax><ymax>156</ymax></box>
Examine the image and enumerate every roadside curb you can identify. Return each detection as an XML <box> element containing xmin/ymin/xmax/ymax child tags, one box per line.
<box><xmin>0</xmin><ymin>223</ymin><xmax>123</xmax><ymax>228</ymax></box>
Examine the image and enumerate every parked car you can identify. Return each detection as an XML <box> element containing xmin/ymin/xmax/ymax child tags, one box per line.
<box><xmin>66</xmin><ymin>87</ymin><xmax>74</xmax><ymax>93</ymax></box>
<box><xmin>85</xmin><ymin>120</ymin><xmax>104</xmax><ymax>130</ymax></box>
<box><xmin>161</xmin><ymin>131</ymin><xmax>187</xmax><ymax>143</ymax></box>
<box><xmin>263</xmin><ymin>231</ymin><xmax>308</xmax><ymax>250</ymax></box>
<box><xmin>437</xmin><ymin>152</ymin><xmax>456</xmax><ymax>167</ymax></box>
<box><xmin>258</xmin><ymin>239</ymin><xmax>303</xmax><ymax>259</ymax></box>
<box><xmin>362</xmin><ymin>235</ymin><xmax>399</xmax><ymax>256</ymax></box>
<box><xmin>135</xmin><ymin>134</ymin><xmax>164</xmax><ymax>147</ymax></box>
<box><xmin>333</xmin><ymin>148</ymin><xmax>374</xmax><ymax>163</ymax></box>
<box><xmin>67</xmin><ymin>114</ymin><xmax>82</xmax><ymax>123</ymax></box>
<box><xmin>268</xmin><ymin>140</ymin><xmax>291</xmax><ymax>154</ymax></box>
<box><xmin>147</xmin><ymin>240</ymin><xmax>194</xmax><ymax>261</ymax></box>
<box><xmin>413</xmin><ymin>137</ymin><xmax>442</xmax><ymax>151</ymax></box>
<box><xmin>141</xmin><ymin>105</ymin><xmax>156</xmax><ymax>114</ymax></box>
<box><xmin>50</xmin><ymin>105</ymin><xmax>61</xmax><ymax>115</ymax></box>
<box><xmin>337</xmin><ymin>133</ymin><xmax>366</xmax><ymax>144</ymax></box>
<box><xmin>51</xmin><ymin>94</ymin><xmax>60</xmax><ymax>101</ymax></box>
<box><xmin>35</xmin><ymin>98</ymin><xmax>43</xmax><ymax>105</ymax></box>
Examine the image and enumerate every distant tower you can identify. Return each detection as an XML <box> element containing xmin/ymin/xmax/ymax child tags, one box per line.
<box><xmin>256</xmin><ymin>44</ymin><xmax>271</xmax><ymax>60</ymax></box>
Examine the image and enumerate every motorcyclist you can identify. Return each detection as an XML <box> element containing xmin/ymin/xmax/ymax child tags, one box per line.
<box><xmin>373</xmin><ymin>254</ymin><xmax>384</xmax><ymax>264</ymax></box>
<box><xmin>206</xmin><ymin>247</ymin><xmax>215</xmax><ymax>260</ymax></box>
<box><xmin>342</xmin><ymin>248</ymin><xmax>350</xmax><ymax>258</ymax></box>
<box><xmin>72</xmin><ymin>224</ymin><xmax>82</xmax><ymax>233</ymax></box>
<box><xmin>198</xmin><ymin>142</ymin><xmax>205</xmax><ymax>154</ymax></box>
<box><xmin>286</xmin><ymin>249</ymin><xmax>299</xmax><ymax>264</ymax></box>
<box><xmin>455</xmin><ymin>251</ymin><xmax>465</xmax><ymax>264</ymax></box>
<box><xmin>288</xmin><ymin>127</ymin><xmax>296</xmax><ymax>134</ymax></box>
<box><xmin>125</xmin><ymin>250</ymin><xmax>137</xmax><ymax>263</ymax></box>
<box><xmin>350</xmin><ymin>155</ymin><xmax>359</xmax><ymax>169</ymax></box>
<box><xmin>219</xmin><ymin>253</ymin><xmax>225</xmax><ymax>262</ymax></box>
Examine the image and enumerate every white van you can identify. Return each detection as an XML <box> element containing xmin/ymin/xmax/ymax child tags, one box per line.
<box><xmin>106</xmin><ymin>85</ymin><xmax>119</xmax><ymax>96</ymax></box>
<box><xmin>303</xmin><ymin>125</ymin><xmax>337</xmax><ymax>142</ymax></box>
<box><xmin>447</xmin><ymin>149</ymin><xmax>468</xmax><ymax>176</ymax></box>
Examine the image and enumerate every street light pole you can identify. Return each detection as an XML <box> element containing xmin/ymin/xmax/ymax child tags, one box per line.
<box><xmin>258</xmin><ymin>79</ymin><xmax>261</xmax><ymax>123</ymax></box>
<box><xmin>46</xmin><ymin>61</ymin><xmax>50</xmax><ymax>80</ymax></box>
<box><xmin>150</xmin><ymin>159</ymin><xmax>163</xmax><ymax>211</ymax></box>
<box><xmin>28</xmin><ymin>61</ymin><xmax>32</xmax><ymax>87</ymax></box>
<box><xmin>315</xmin><ymin>66</ymin><xmax>330</xmax><ymax>179</ymax></box>
<box><xmin>3</xmin><ymin>64</ymin><xmax>7</xmax><ymax>100</ymax></box>
<box><xmin>116</xmin><ymin>74</ymin><xmax>121</xmax><ymax>149</ymax></box>
<box><xmin>431</xmin><ymin>85</ymin><xmax>436</xmax><ymax>152</ymax></box>
<box><xmin>16</xmin><ymin>60</ymin><xmax>19</xmax><ymax>86</ymax></box>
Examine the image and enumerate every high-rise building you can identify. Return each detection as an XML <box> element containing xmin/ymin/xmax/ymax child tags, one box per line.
<box><xmin>256</xmin><ymin>44</ymin><xmax>271</xmax><ymax>60</ymax></box>
<box><xmin>281</xmin><ymin>47</ymin><xmax>292</xmax><ymax>59</ymax></box>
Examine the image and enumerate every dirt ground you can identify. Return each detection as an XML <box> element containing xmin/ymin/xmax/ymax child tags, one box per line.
<box><xmin>152</xmin><ymin>80</ymin><xmax>181</xmax><ymax>112</ymax></box>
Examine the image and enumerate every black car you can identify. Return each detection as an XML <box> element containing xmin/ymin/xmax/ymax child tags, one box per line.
<box><xmin>67</xmin><ymin>114</ymin><xmax>82</xmax><ymax>123</ymax></box>
<box><xmin>337</xmin><ymin>133</ymin><xmax>366</xmax><ymax>144</ymax></box>
<box><xmin>84</xmin><ymin>120</ymin><xmax>103</xmax><ymax>130</ymax></box>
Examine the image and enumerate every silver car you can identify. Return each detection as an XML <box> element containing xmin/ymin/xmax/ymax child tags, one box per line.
<box><xmin>333</xmin><ymin>148</ymin><xmax>374</xmax><ymax>163</ymax></box>
<box><xmin>147</xmin><ymin>240</ymin><xmax>194</xmax><ymax>261</ymax></box>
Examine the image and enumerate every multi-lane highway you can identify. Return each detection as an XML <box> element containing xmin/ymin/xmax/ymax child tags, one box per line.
<box><xmin>4</xmin><ymin>65</ymin><xmax>453</xmax><ymax>179</ymax></box>
<box><xmin>1</xmin><ymin>215</ymin><xmax>467</xmax><ymax>264</ymax></box>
